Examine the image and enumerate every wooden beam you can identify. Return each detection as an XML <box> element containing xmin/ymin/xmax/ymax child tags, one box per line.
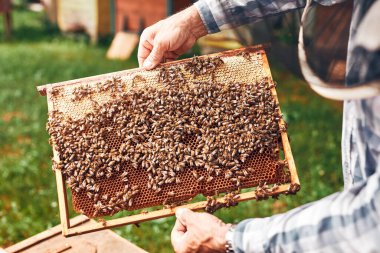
<box><xmin>5</xmin><ymin>216</ymin><xmax>88</xmax><ymax>253</ymax></box>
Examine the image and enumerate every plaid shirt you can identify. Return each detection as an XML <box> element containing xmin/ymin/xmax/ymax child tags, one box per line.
<box><xmin>194</xmin><ymin>0</ymin><xmax>380</xmax><ymax>252</ymax></box>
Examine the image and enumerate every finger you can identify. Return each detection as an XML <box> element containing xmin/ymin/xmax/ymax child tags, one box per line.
<box><xmin>137</xmin><ymin>29</ymin><xmax>155</xmax><ymax>67</ymax></box>
<box><xmin>171</xmin><ymin>219</ymin><xmax>186</xmax><ymax>253</ymax></box>
<box><xmin>137</xmin><ymin>39</ymin><xmax>153</xmax><ymax>68</ymax></box>
<box><xmin>163</xmin><ymin>58</ymin><xmax>176</xmax><ymax>63</ymax></box>
<box><xmin>164</xmin><ymin>51</ymin><xmax>180</xmax><ymax>61</ymax></box>
<box><xmin>143</xmin><ymin>43</ymin><xmax>165</xmax><ymax>70</ymax></box>
<box><xmin>171</xmin><ymin>219</ymin><xmax>186</xmax><ymax>241</ymax></box>
<box><xmin>175</xmin><ymin>208</ymin><xmax>196</xmax><ymax>227</ymax></box>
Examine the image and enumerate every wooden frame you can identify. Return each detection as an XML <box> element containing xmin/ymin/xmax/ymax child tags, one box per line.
<box><xmin>37</xmin><ymin>46</ymin><xmax>299</xmax><ymax>237</ymax></box>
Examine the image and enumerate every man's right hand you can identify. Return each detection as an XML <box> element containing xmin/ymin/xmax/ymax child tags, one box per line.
<box><xmin>171</xmin><ymin>208</ymin><xmax>231</xmax><ymax>253</ymax></box>
<box><xmin>137</xmin><ymin>5</ymin><xmax>207</xmax><ymax>70</ymax></box>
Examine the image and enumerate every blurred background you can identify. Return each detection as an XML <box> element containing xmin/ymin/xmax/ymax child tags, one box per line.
<box><xmin>0</xmin><ymin>0</ymin><xmax>347</xmax><ymax>252</ymax></box>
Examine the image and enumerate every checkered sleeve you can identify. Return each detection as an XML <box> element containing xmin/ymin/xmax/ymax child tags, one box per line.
<box><xmin>194</xmin><ymin>0</ymin><xmax>306</xmax><ymax>34</ymax></box>
<box><xmin>230</xmin><ymin>170</ymin><xmax>380</xmax><ymax>252</ymax></box>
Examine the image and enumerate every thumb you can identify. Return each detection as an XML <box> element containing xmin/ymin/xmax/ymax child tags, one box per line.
<box><xmin>143</xmin><ymin>43</ymin><xmax>164</xmax><ymax>70</ymax></box>
<box><xmin>175</xmin><ymin>208</ymin><xmax>195</xmax><ymax>227</ymax></box>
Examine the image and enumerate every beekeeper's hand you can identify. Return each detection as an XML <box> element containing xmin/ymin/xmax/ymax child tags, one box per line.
<box><xmin>171</xmin><ymin>208</ymin><xmax>231</xmax><ymax>253</ymax></box>
<box><xmin>138</xmin><ymin>6</ymin><xmax>207</xmax><ymax>70</ymax></box>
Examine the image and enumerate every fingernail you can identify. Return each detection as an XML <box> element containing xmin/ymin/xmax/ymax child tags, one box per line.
<box><xmin>175</xmin><ymin>208</ymin><xmax>186</xmax><ymax>218</ymax></box>
<box><xmin>143</xmin><ymin>59</ymin><xmax>152</xmax><ymax>69</ymax></box>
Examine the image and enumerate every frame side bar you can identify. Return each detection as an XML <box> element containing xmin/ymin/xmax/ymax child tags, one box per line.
<box><xmin>261</xmin><ymin>50</ymin><xmax>300</xmax><ymax>186</ymax></box>
<box><xmin>46</xmin><ymin>86</ymin><xmax>72</xmax><ymax>235</ymax></box>
<box><xmin>55</xmin><ymin>169</ymin><xmax>71</xmax><ymax>235</ymax></box>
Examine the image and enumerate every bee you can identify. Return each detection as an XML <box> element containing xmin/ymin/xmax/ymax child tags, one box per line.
<box><xmin>214</xmin><ymin>169</ymin><xmax>222</xmax><ymax>176</ymax></box>
<box><xmin>197</xmin><ymin>176</ymin><xmax>205</xmax><ymax>183</ymax></box>
<box><xmin>238</xmin><ymin>51</ymin><xmax>251</xmax><ymax>60</ymax></box>
<box><xmin>128</xmin><ymin>198</ymin><xmax>134</xmax><ymax>207</ymax></box>
<box><xmin>271</xmin><ymin>184</ymin><xmax>279</xmax><ymax>192</ymax></box>
<box><xmin>206</xmin><ymin>176</ymin><xmax>214</xmax><ymax>183</ymax></box>
<box><xmin>87</xmin><ymin>192</ymin><xmax>94</xmax><ymax>199</ymax></box>
<box><xmin>225</xmin><ymin>170</ymin><xmax>233</xmax><ymax>179</ymax></box>
<box><xmin>98</xmin><ymin>218</ymin><xmax>107</xmax><ymax>226</ymax></box>
<box><xmin>132</xmin><ymin>75</ymin><xmax>146</xmax><ymax>86</ymax></box>
<box><xmin>51</xmin><ymin>88</ymin><xmax>61</xmax><ymax>97</ymax></box>
<box><xmin>192</xmin><ymin>170</ymin><xmax>198</xmax><ymax>179</ymax></box>
<box><xmin>288</xmin><ymin>183</ymin><xmax>300</xmax><ymax>194</ymax></box>
<box><xmin>278</xmin><ymin>159</ymin><xmax>288</xmax><ymax>168</ymax></box>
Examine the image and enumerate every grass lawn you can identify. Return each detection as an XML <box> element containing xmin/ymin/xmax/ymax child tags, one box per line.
<box><xmin>0</xmin><ymin>9</ymin><xmax>343</xmax><ymax>252</ymax></box>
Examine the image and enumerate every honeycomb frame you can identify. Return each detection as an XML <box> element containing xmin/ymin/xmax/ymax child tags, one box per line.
<box><xmin>38</xmin><ymin>45</ymin><xmax>300</xmax><ymax>237</ymax></box>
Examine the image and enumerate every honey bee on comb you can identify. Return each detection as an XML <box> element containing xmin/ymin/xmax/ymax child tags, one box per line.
<box><xmin>238</xmin><ymin>51</ymin><xmax>252</xmax><ymax>60</ymax></box>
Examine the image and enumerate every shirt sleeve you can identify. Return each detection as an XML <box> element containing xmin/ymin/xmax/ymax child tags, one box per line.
<box><xmin>194</xmin><ymin>0</ymin><xmax>306</xmax><ymax>34</ymax></box>
<box><xmin>230</xmin><ymin>170</ymin><xmax>380</xmax><ymax>252</ymax></box>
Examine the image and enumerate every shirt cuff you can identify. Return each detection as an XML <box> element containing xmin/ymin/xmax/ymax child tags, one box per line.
<box><xmin>233</xmin><ymin>218</ymin><xmax>269</xmax><ymax>253</ymax></box>
<box><xmin>194</xmin><ymin>0</ymin><xmax>221</xmax><ymax>34</ymax></box>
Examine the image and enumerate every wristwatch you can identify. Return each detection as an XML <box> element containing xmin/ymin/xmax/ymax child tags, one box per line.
<box><xmin>225</xmin><ymin>224</ymin><xmax>236</xmax><ymax>253</ymax></box>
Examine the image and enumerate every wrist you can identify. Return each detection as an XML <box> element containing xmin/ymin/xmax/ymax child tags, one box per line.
<box><xmin>224</xmin><ymin>224</ymin><xmax>236</xmax><ymax>253</ymax></box>
<box><xmin>214</xmin><ymin>223</ymin><xmax>233</xmax><ymax>253</ymax></box>
<box><xmin>178</xmin><ymin>5</ymin><xmax>208</xmax><ymax>39</ymax></box>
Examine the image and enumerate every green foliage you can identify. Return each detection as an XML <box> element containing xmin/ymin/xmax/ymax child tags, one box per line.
<box><xmin>0</xmin><ymin>9</ymin><xmax>342</xmax><ymax>252</ymax></box>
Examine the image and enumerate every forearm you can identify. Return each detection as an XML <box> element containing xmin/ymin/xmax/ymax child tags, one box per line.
<box><xmin>170</xmin><ymin>5</ymin><xmax>208</xmax><ymax>39</ymax></box>
<box><xmin>194</xmin><ymin>0</ymin><xmax>307</xmax><ymax>34</ymax></box>
<box><xmin>231</xmin><ymin>171</ymin><xmax>380</xmax><ymax>252</ymax></box>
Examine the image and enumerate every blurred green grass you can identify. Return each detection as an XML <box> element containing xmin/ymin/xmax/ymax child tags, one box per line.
<box><xmin>0</xmin><ymin>9</ymin><xmax>343</xmax><ymax>252</ymax></box>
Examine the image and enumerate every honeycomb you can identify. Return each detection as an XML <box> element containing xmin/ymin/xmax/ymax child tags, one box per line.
<box><xmin>43</xmin><ymin>46</ymin><xmax>294</xmax><ymax>218</ymax></box>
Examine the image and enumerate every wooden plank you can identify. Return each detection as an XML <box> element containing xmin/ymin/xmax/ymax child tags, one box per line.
<box><xmin>6</xmin><ymin>215</ymin><xmax>148</xmax><ymax>253</ymax></box>
<box><xmin>66</xmin><ymin>184</ymin><xmax>290</xmax><ymax>236</ymax></box>
<box><xmin>106</xmin><ymin>32</ymin><xmax>139</xmax><ymax>60</ymax></box>
<box><xmin>5</xmin><ymin>216</ymin><xmax>89</xmax><ymax>253</ymax></box>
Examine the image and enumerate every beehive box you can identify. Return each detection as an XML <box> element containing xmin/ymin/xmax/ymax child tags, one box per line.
<box><xmin>114</xmin><ymin>0</ymin><xmax>192</xmax><ymax>33</ymax></box>
<box><xmin>38</xmin><ymin>45</ymin><xmax>300</xmax><ymax>236</ymax></box>
<box><xmin>57</xmin><ymin>0</ymin><xmax>110</xmax><ymax>43</ymax></box>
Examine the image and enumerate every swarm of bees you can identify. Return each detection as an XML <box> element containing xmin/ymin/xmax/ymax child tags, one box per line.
<box><xmin>254</xmin><ymin>182</ymin><xmax>279</xmax><ymax>200</ymax></box>
<box><xmin>184</xmin><ymin>56</ymin><xmax>224</xmax><ymax>77</ymax></box>
<box><xmin>47</xmin><ymin>53</ymin><xmax>288</xmax><ymax>217</ymax></box>
<box><xmin>205</xmin><ymin>191</ymin><xmax>240</xmax><ymax>213</ymax></box>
